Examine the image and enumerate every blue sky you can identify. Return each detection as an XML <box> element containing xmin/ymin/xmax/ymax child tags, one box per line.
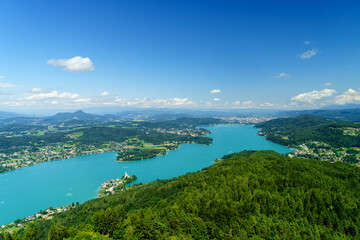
<box><xmin>0</xmin><ymin>0</ymin><xmax>359</xmax><ymax>111</ymax></box>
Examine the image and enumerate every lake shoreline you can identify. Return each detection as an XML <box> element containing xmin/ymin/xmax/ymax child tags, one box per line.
<box><xmin>0</xmin><ymin>124</ymin><xmax>292</xmax><ymax>226</ymax></box>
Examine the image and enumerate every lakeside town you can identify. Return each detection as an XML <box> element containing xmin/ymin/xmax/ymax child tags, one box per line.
<box><xmin>1</xmin><ymin>206</ymin><xmax>72</xmax><ymax>234</ymax></box>
<box><xmin>0</xmin><ymin>141</ymin><xmax>124</xmax><ymax>171</ymax></box>
<box><xmin>219</xmin><ymin>116</ymin><xmax>275</xmax><ymax>124</ymax></box>
<box><xmin>288</xmin><ymin>140</ymin><xmax>360</xmax><ymax>166</ymax></box>
<box><xmin>288</xmin><ymin>126</ymin><xmax>360</xmax><ymax>165</ymax></box>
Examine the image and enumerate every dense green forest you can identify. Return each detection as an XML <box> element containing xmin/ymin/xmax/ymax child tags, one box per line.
<box><xmin>256</xmin><ymin>115</ymin><xmax>360</xmax><ymax>148</ymax></box>
<box><xmin>5</xmin><ymin>150</ymin><xmax>360</xmax><ymax>239</ymax></box>
<box><xmin>277</xmin><ymin>109</ymin><xmax>360</xmax><ymax>122</ymax></box>
<box><xmin>116</xmin><ymin>148</ymin><xmax>166</xmax><ymax>161</ymax></box>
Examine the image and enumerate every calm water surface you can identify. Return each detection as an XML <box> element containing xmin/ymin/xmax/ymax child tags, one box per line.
<box><xmin>0</xmin><ymin>124</ymin><xmax>292</xmax><ymax>225</ymax></box>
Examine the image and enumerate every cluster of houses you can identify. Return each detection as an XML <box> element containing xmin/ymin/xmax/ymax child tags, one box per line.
<box><xmin>98</xmin><ymin>172</ymin><xmax>133</xmax><ymax>197</ymax></box>
<box><xmin>220</xmin><ymin>116</ymin><xmax>275</xmax><ymax>124</ymax></box>
<box><xmin>0</xmin><ymin>141</ymin><xmax>125</xmax><ymax>172</ymax></box>
<box><xmin>1</xmin><ymin>206</ymin><xmax>69</xmax><ymax>231</ymax></box>
<box><xmin>288</xmin><ymin>141</ymin><xmax>359</xmax><ymax>165</ymax></box>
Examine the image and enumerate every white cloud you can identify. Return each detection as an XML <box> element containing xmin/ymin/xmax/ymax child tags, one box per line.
<box><xmin>304</xmin><ymin>41</ymin><xmax>312</xmax><ymax>45</ymax></box>
<box><xmin>104</xmin><ymin>97</ymin><xmax>197</xmax><ymax>108</ymax></box>
<box><xmin>291</xmin><ymin>89</ymin><xmax>336</xmax><ymax>103</ymax></box>
<box><xmin>259</xmin><ymin>102</ymin><xmax>276</xmax><ymax>107</ymax></box>
<box><xmin>335</xmin><ymin>89</ymin><xmax>360</xmax><ymax>105</ymax></box>
<box><xmin>275</xmin><ymin>72</ymin><xmax>291</xmax><ymax>80</ymax></box>
<box><xmin>324</xmin><ymin>83</ymin><xmax>332</xmax><ymax>86</ymax></box>
<box><xmin>73</xmin><ymin>98</ymin><xmax>91</xmax><ymax>103</ymax></box>
<box><xmin>150</xmin><ymin>97</ymin><xmax>195</xmax><ymax>107</ymax></box>
<box><xmin>0</xmin><ymin>76</ymin><xmax>6</xmax><ymax>79</ymax></box>
<box><xmin>299</xmin><ymin>49</ymin><xmax>319</xmax><ymax>59</ymax></box>
<box><xmin>0</xmin><ymin>81</ymin><xmax>17</xmax><ymax>88</ymax></box>
<box><xmin>229</xmin><ymin>100</ymin><xmax>260</xmax><ymax>109</ymax></box>
<box><xmin>0</xmin><ymin>93</ymin><xmax>288</xmax><ymax>109</ymax></box>
<box><xmin>242</xmin><ymin>101</ymin><xmax>253</xmax><ymax>105</ymax></box>
<box><xmin>2</xmin><ymin>94</ymin><xmax>199</xmax><ymax>109</ymax></box>
<box><xmin>99</xmin><ymin>91</ymin><xmax>109</xmax><ymax>96</ymax></box>
<box><xmin>47</xmin><ymin>56</ymin><xmax>94</xmax><ymax>72</ymax></box>
<box><xmin>209</xmin><ymin>89</ymin><xmax>221</xmax><ymax>94</ymax></box>
<box><xmin>230</xmin><ymin>100</ymin><xmax>280</xmax><ymax>109</ymax></box>
<box><xmin>31</xmin><ymin>87</ymin><xmax>46</xmax><ymax>93</ymax></box>
<box><xmin>23</xmin><ymin>90</ymin><xmax>80</xmax><ymax>100</ymax></box>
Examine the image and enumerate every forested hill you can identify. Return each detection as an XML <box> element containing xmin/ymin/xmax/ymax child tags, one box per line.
<box><xmin>255</xmin><ymin>115</ymin><xmax>360</xmax><ymax>148</ymax></box>
<box><xmin>10</xmin><ymin>151</ymin><xmax>360</xmax><ymax>239</ymax></box>
<box><xmin>256</xmin><ymin>115</ymin><xmax>332</xmax><ymax>131</ymax></box>
<box><xmin>277</xmin><ymin>109</ymin><xmax>360</xmax><ymax>122</ymax></box>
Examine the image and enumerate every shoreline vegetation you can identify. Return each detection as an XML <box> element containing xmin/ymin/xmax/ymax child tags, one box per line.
<box><xmin>0</xmin><ymin>118</ymin><xmax>224</xmax><ymax>174</ymax></box>
<box><xmin>2</xmin><ymin>150</ymin><xmax>360</xmax><ymax>239</ymax></box>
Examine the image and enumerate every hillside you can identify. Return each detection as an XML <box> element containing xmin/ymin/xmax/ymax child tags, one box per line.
<box><xmin>256</xmin><ymin>115</ymin><xmax>360</xmax><ymax>148</ymax></box>
<box><xmin>256</xmin><ymin>115</ymin><xmax>360</xmax><ymax>163</ymax></box>
<box><xmin>0</xmin><ymin>111</ymin><xmax>20</xmax><ymax>120</ymax></box>
<box><xmin>8</xmin><ymin>151</ymin><xmax>360</xmax><ymax>239</ymax></box>
<box><xmin>277</xmin><ymin>109</ymin><xmax>360</xmax><ymax>122</ymax></box>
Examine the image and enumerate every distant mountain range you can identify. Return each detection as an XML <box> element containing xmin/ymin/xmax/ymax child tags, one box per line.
<box><xmin>1</xmin><ymin>103</ymin><xmax>360</xmax><ymax>126</ymax></box>
<box><xmin>43</xmin><ymin>110</ymin><xmax>119</xmax><ymax>122</ymax></box>
<box><xmin>0</xmin><ymin>110</ymin><xmax>121</xmax><ymax>126</ymax></box>
<box><xmin>321</xmin><ymin>103</ymin><xmax>360</xmax><ymax>110</ymax></box>
<box><xmin>0</xmin><ymin>111</ymin><xmax>21</xmax><ymax>120</ymax></box>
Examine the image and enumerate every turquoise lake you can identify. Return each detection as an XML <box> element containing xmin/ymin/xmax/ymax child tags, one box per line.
<box><xmin>0</xmin><ymin>124</ymin><xmax>292</xmax><ymax>225</ymax></box>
